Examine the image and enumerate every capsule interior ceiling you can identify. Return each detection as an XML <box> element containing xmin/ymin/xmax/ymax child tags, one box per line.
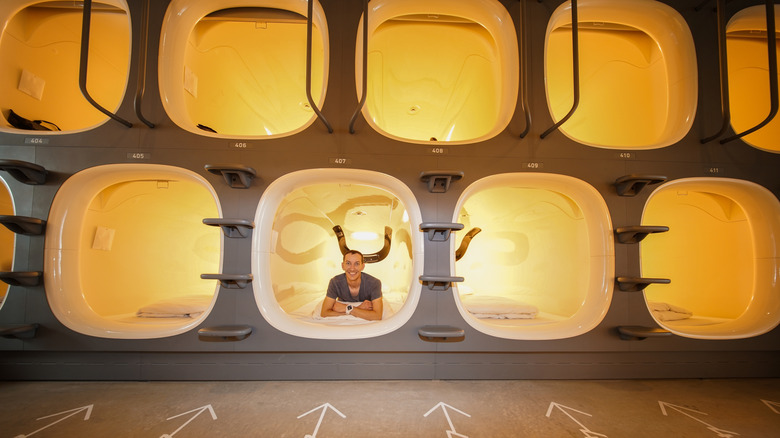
<box><xmin>452</xmin><ymin>173</ymin><xmax>614</xmax><ymax>340</ymax></box>
<box><xmin>357</xmin><ymin>0</ymin><xmax>518</xmax><ymax>144</ymax></box>
<box><xmin>44</xmin><ymin>165</ymin><xmax>222</xmax><ymax>339</ymax></box>
<box><xmin>0</xmin><ymin>178</ymin><xmax>13</xmax><ymax>308</ymax></box>
<box><xmin>727</xmin><ymin>4</ymin><xmax>780</xmax><ymax>153</ymax></box>
<box><xmin>252</xmin><ymin>170</ymin><xmax>422</xmax><ymax>340</ymax></box>
<box><xmin>159</xmin><ymin>0</ymin><xmax>328</xmax><ymax>138</ymax></box>
<box><xmin>0</xmin><ymin>0</ymin><xmax>130</xmax><ymax>133</ymax></box>
<box><xmin>640</xmin><ymin>178</ymin><xmax>780</xmax><ymax>339</ymax></box>
<box><xmin>270</xmin><ymin>183</ymin><xmax>412</xmax><ymax>308</ymax></box>
<box><xmin>544</xmin><ymin>0</ymin><xmax>697</xmax><ymax>149</ymax></box>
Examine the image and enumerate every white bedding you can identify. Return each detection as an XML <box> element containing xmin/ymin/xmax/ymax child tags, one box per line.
<box><xmin>288</xmin><ymin>291</ymin><xmax>406</xmax><ymax>325</ymax></box>
<box><xmin>136</xmin><ymin>294</ymin><xmax>213</xmax><ymax>318</ymax></box>
<box><xmin>460</xmin><ymin>294</ymin><xmax>538</xmax><ymax>319</ymax></box>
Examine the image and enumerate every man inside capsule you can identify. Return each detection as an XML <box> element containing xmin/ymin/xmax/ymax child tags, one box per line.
<box><xmin>320</xmin><ymin>250</ymin><xmax>383</xmax><ymax>320</ymax></box>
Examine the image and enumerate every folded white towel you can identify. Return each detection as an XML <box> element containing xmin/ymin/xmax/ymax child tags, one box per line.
<box><xmin>461</xmin><ymin>295</ymin><xmax>538</xmax><ymax>319</ymax></box>
<box><xmin>648</xmin><ymin>301</ymin><xmax>693</xmax><ymax>321</ymax></box>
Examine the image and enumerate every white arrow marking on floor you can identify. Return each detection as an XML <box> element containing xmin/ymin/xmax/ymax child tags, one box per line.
<box><xmin>424</xmin><ymin>402</ymin><xmax>471</xmax><ymax>438</ymax></box>
<box><xmin>659</xmin><ymin>401</ymin><xmax>739</xmax><ymax>438</ymax></box>
<box><xmin>761</xmin><ymin>399</ymin><xmax>780</xmax><ymax>414</ymax></box>
<box><xmin>14</xmin><ymin>404</ymin><xmax>93</xmax><ymax>438</ymax></box>
<box><xmin>546</xmin><ymin>402</ymin><xmax>607</xmax><ymax>438</ymax></box>
<box><xmin>160</xmin><ymin>404</ymin><xmax>217</xmax><ymax>438</ymax></box>
<box><xmin>297</xmin><ymin>403</ymin><xmax>346</xmax><ymax>438</ymax></box>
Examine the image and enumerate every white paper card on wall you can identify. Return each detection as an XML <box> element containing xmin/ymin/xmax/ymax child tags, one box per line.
<box><xmin>18</xmin><ymin>69</ymin><xmax>45</xmax><ymax>100</ymax></box>
<box><xmin>92</xmin><ymin>226</ymin><xmax>115</xmax><ymax>251</ymax></box>
<box><xmin>184</xmin><ymin>65</ymin><xmax>198</xmax><ymax>98</ymax></box>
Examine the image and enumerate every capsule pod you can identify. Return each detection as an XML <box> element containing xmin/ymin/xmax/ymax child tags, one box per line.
<box><xmin>0</xmin><ymin>0</ymin><xmax>131</xmax><ymax>133</ymax></box>
<box><xmin>158</xmin><ymin>0</ymin><xmax>329</xmax><ymax>138</ymax></box>
<box><xmin>355</xmin><ymin>0</ymin><xmax>518</xmax><ymax>144</ymax></box>
<box><xmin>0</xmin><ymin>177</ymin><xmax>13</xmax><ymax>309</ymax></box>
<box><xmin>640</xmin><ymin>177</ymin><xmax>780</xmax><ymax>339</ymax></box>
<box><xmin>545</xmin><ymin>0</ymin><xmax>697</xmax><ymax>149</ymax></box>
<box><xmin>726</xmin><ymin>4</ymin><xmax>780</xmax><ymax>152</ymax></box>
<box><xmin>451</xmin><ymin>173</ymin><xmax>614</xmax><ymax>340</ymax></box>
<box><xmin>252</xmin><ymin>169</ymin><xmax>424</xmax><ymax>339</ymax></box>
<box><xmin>44</xmin><ymin>164</ymin><xmax>222</xmax><ymax>339</ymax></box>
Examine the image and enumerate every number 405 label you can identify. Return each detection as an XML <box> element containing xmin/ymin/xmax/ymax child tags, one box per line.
<box><xmin>127</xmin><ymin>152</ymin><xmax>150</xmax><ymax>160</ymax></box>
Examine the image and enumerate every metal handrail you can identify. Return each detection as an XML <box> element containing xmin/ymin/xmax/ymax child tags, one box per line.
<box><xmin>79</xmin><ymin>0</ymin><xmax>132</xmax><ymax>128</ymax></box>
<box><xmin>518</xmin><ymin>0</ymin><xmax>531</xmax><ymax>138</ymax></box>
<box><xmin>720</xmin><ymin>0</ymin><xmax>778</xmax><ymax>144</ymax></box>
<box><xmin>540</xmin><ymin>0</ymin><xmax>579</xmax><ymax>139</ymax></box>
<box><xmin>349</xmin><ymin>0</ymin><xmax>369</xmax><ymax>134</ymax></box>
<box><xmin>306</xmin><ymin>0</ymin><xmax>333</xmax><ymax>133</ymax></box>
<box><xmin>701</xmin><ymin>0</ymin><xmax>729</xmax><ymax>143</ymax></box>
<box><xmin>134</xmin><ymin>0</ymin><xmax>154</xmax><ymax>128</ymax></box>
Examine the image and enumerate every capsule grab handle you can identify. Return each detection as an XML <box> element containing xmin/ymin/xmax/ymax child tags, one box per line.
<box><xmin>0</xmin><ymin>271</ymin><xmax>43</xmax><ymax>287</ymax></box>
<box><xmin>198</xmin><ymin>325</ymin><xmax>252</xmax><ymax>341</ymax></box>
<box><xmin>616</xmin><ymin>277</ymin><xmax>671</xmax><ymax>292</ymax></box>
<box><xmin>419</xmin><ymin>170</ymin><xmax>464</xmax><ymax>193</ymax></box>
<box><xmin>204</xmin><ymin>164</ymin><xmax>257</xmax><ymax>189</ymax></box>
<box><xmin>0</xmin><ymin>160</ymin><xmax>48</xmax><ymax>185</ymax></box>
<box><xmin>200</xmin><ymin>274</ymin><xmax>253</xmax><ymax>289</ymax></box>
<box><xmin>419</xmin><ymin>223</ymin><xmax>464</xmax><ymax>242</ymax></box>
<box><xmin>615</xmin><ymin>226</ymin><xmax>669</xmax><ymax>244</ymax></box>
<box><xmin>0</xmin><ymin>324</ymin><xmax>39</xmax><ymax>339</ymax></box>
<box><xmin>203</xmin><ymin>218</ymin><xmax>254</xmax><ymax>238</ymax></box>
<box><xmin>0</xmin><ymin>216</ymin><xmax>46</xmax><ymax>235</ymax></box>
<box><xmin>418</xmin><ymin>325</ymin><xmax>465</xmax><ymax>342</ymax></box>
<box><xmin>614</xmin><ymin>174</ymin><xmax>667</xmax><ymax>197</ymax></box>
<box><xmin>617</xmin><ymin>325</ymin><xmax>671</xmax><ymax>341</ymax></box>
<box><xmin>419</xmin><ymin>275</ymin><xmax>464</xmax><ymax>291</ymax></box>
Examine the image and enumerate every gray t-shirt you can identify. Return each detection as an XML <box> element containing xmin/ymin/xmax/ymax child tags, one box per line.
<box><xmin>326</xmin><ymin>273</ymin><xmax>382</xmax><ymax>302</ymax></box>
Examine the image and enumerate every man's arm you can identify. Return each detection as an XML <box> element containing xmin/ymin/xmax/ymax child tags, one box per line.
<box><xmin>320</xmin><ymin>296</ymin><xmax>348</xmax><ymax>317</ymax></box>
<box><xmin>349</xmin><ymin>298</ymin><xmax>383</xmax><ymax>321</ymax></box>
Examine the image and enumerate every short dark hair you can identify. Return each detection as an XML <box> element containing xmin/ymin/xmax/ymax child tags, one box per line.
<box><xmin>343</xmin><ymin>250</ymin><xmax>364</xmax><ymax>264</ymax></box>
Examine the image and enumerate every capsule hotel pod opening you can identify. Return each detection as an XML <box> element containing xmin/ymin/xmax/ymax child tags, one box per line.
<box><xmin>452</xmin><ymin>173</ymin><xmax>614</xmax><ymax>340</ymax></box>
<box><xmin>252</xmin><ymin>169</ymin><xmax>423</xmax><ymax>340</ymax></box>
<box><xmin>44</xmin><ymin>164</ymin><xmax>222</xmax><ymax>339</ymax></box>
<box><xmin>355</xmin><ymin>0</ymin><xmax>518</xmax><ymax>144</ymax></box>
<box><xmin>0</xmin><ymin>177</ymin><xmax>13</xmax><ymax>310</ymax></box>
<box><xmin>641</xmin><ymin>178</ymin><xmax>780</xmax><ymax>339</ymax></box>
<box><xmin>545</xmin><ymin>0</ymin><xmax>697</xmax><ymax>149</ymax></box>
<box><xmin>727</xmin><ymin>4</ymin><xmax>780</xmax><ymax>153</ymax></box>
<box><xmin>0</xmin><ymin>0</ymin><xmax>131</xmax><ymax>134</ymax></box>
<box><xmin>158</xmin><ymin>0</ymin><xmax>328</xmax><ymax>138</ymax></box>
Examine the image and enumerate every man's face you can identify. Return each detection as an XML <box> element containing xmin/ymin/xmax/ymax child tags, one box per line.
<box><xmin>342</xmin><ymin>253</ymin><xmax>364</xmax><ymax>281</ymax></box>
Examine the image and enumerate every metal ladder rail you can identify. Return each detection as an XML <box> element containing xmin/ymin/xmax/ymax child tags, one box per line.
<box><xmin>307</xmin><ymin>0</ymin><xmax>333</xmax><ymax>133</ymax></box>
<box><xmin>540</xmin><ymin>0</ymin><xmax>579</xmax><ymax>139</ymax></box>
<box><xmin>134</xmin><ymin>0</ymin><xmax>154</xmax><ymax>128</ymax></box>
<box><xmin>79</xmin><ymin>0</ymin><xmax>133</xmax><ymax>128</ymax></box>
<box><xmin>720</xmin><ymin>0</ymin><xmax>778</xmax><ymax>144</ymax></box>
<box><xmin>518</xmin><ymin>0</ymin><xmax>532</xmax><ymax>138</ymax></box>
<box><xmin>701</xmin><ymin>0</ymin><xmax>730</xmax><ymax>143</ymax></box>
<box><xmin>349</xmin><ymin>0</ymin><xmax>369</xmax><ymax>134</ymax></box>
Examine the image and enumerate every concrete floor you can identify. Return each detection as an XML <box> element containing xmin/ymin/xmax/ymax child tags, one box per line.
<box><xmin>1</xmin><ymin>379</ymin><xmax>778</xmax><ymax>437</ymax></box>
